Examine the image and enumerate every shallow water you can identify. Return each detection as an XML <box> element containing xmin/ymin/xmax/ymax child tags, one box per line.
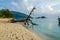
<box><xmin>27</xmin><ymin>17</ymin><xmax>60</xmax><ymax>40</ymax></box>
<box><xmin>14</xmin><ymin>13</ymin><xmax>60</xmax><ymax>40</ymax></box>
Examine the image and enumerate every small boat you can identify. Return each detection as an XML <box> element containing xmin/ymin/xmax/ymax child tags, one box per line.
<box><xmin>58</xmin><ymin>18</ymin><xmax>60</xmax><ymax>22</ymax></box>
<box><xmin>58</xmin><ymin>18</ymin><xmax>60</xmax><ymax>26</ymax></box>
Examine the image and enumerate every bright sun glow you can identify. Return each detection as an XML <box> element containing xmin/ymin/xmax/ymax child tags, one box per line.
<box><xmin>48</xmin><ymin>5</ymin><xmax>54</xmax><ymax>11</ymax></box>
<box><xmin>27</xmin><ymin>5</ymin><xmax>33</xmax><ymax>11</ymax></box>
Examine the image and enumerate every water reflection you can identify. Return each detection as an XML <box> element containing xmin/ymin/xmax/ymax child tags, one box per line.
<box><xmin>48</xmin><ymin>21</ymin><xmax>53</xmax><ymax>30</ymax></box>
<box><xmin>23</xmin><ymin>19</ymin><xmax>38</xmax><ymax>29</ymax></box>
<box><xmin>22</xmin><ymin>18</ymin><xmax>60</xmax><ymax>40</ymax></box>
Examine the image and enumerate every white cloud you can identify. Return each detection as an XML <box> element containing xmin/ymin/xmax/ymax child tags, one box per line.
<box><xmin>56</xmin><ymin>10</ymin><xmax>60</xmax><ymax>12</ymax></box>
<box><xmin>40</xmin><ymin>2</ymin><xmax>60</xmax><ymax>14</ymax></box>
<box><xmin>10</xmin><ymin>0</ymin><xmax>60</xmax><ymax>14</ymax></box>
<box><xmin>11</xmin><ymin>1</ymin><xmax>21</xmax><ymax>11</ymax></box>
<box><xmin>23</xmin><ymin>0</ymin><xmax>28</xmax><ymax>5</ymax></box>
<box><xmin>27</xmin><ymin>5</ymin><xmax>33</xmax><ymax>11</ymax></box>
<box><xmin>49</xmin><ymin>3</ymin><xmax>60</xmax><ymax>13</ymax></box>
<box><xmin>48</xmin><ymin>3</ymin><xmax>58</xmax><ymax>11</ymax></box>
<box><xmin>23</xmin><ymin>0</ymin><xmax>28</xmax><ymax>2</ymax></box>
<box><xmin>48</xmin><ymin>5</ymin><xmax>54</xmax><ymax>11</ymax></box>
<box><xmin>11</xmin><ymin>2</ymin><xmax>18</xmax><ymax>7</ymax></box>
<box><xmin>11</xmin><ymin>1</ymin><xmax>21</xmax><ymax>9</ymax></box>
<box><xmin>23</xmin><ymin>0</ymin><xmax>34</xmax><ymax>11</ymax></box>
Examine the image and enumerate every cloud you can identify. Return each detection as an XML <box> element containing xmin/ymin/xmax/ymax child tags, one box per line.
<box><xmin>23</xmin><ymin>0</ymin><xmax>28</xmax><ymax>2</ymax></box>
<box><xmin>49</xmin><ymin>3</ymin><xmax>60</xmax><ymax>13</ymax></box>
<box><xmin>23</xmin><ymin>0</ymin><xmax>29</xmax><ymax>6</ymax></box>
<box><xmin>23</xmin><ymin>0</ymin><xmax>34</xmax><ymax>11</ymax></box>
<box><xmin>11</xmin><ymin>2</ymin><xmax>19</xmax><ymax>7</ymax></box>
<box><xmin>22</xmin><ymin>0</ymin><xmax>60</xmax><ymax>14</ymax></box>
<box><xmin>10</xmin><ymin>0</ymin><xmax>60</xmax><ymax>14</ymax></box>
<box><xmin>40</xmin><ymin>2</ymin><xmax>60</xmax><ymax>14</ymax></box>
<box><xmin>48</xmin><ymin>5</ymin><xmax>54</xmax><ymax>11</ymax></box>
<box><xmin>27</xmin><ymin>5</ymin><xmax>33</xmax><ymax>11</ymax></box>
<box><xmin>57</xmin><ymin>10</ymin><xmax>60</xmax><ymax>12</ymax></box>
<box><xmin>11</xmin><ymin>1</ymin><xmax>21</xmax><ymax>11</ymax></box>
<box><xmin>11</xmin><ymin>1</ymin><xmax>21</xmax><ymax>9</ymax></box>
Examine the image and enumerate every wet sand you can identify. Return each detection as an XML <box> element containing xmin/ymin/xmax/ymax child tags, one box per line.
<box><xmin>0</xmin><ymin>22</ymin><xmax>41</xmax><ymax>40</ymax></box>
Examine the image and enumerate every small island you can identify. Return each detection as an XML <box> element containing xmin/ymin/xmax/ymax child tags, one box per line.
<box><xmin>36</xmin><ymin>16</ymin><xmax>46</xmax><ymax>19</ymax></box>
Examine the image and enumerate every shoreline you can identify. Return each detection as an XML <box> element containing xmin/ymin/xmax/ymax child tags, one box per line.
<box><xmin>0</xmin><ymin>22</ymin><xmax>42</xmax><ymax>40</ymax></box>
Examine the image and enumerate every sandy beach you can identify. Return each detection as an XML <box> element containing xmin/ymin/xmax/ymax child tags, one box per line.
<box><xmin>0</xmin><ymin>22</ymin><xmax>41</xmax><ymax>40</ymax></box>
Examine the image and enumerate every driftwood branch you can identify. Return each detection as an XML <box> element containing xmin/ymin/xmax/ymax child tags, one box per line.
<box><xmin>10</xmin><ymin>7</ymin><xmax>35</xmax><ymax>23</ymax></box>
<box><xmin>26</xmin><ymin>7</ymin><xmax>35</xmax><ymax>20</ymax></box>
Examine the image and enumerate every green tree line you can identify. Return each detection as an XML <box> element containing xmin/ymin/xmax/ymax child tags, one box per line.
<box><xmin>0</xmin><ymin>9</ymin><xmax>13</xmax><ymax>18</ymax></box>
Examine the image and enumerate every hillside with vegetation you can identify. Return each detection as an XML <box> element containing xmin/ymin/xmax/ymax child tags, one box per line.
<box><xmin>0</xmin><ymin>9</ymin><xmax>13</xmax><ymax>18</ymax></box>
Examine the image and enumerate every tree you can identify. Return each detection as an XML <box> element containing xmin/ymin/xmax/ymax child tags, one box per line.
<box><xmin>0</xmin><ymin>10</ymin><xmax>3</xmax><ymax>17</ymax></box>
<box><xmin>0</xmin><ymin>9</ymin><xmax>13</xmax><ymax>18</ymax></box>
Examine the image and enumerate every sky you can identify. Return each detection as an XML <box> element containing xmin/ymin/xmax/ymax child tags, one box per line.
<box><xmin>0</xmin><ymin>0</ymin><xmax>60</xmax><ymax>14</ymax></box>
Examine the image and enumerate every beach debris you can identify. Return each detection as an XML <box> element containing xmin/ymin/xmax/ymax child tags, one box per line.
<box><xmin>10</xmin><ymin>7</ymin><xmax>38</xmax><ymax>29</ymax></box>
<box><xmin>10</xmin><ymin>7</ymin><xmax>36</xmax><ymax>25</ymax></box>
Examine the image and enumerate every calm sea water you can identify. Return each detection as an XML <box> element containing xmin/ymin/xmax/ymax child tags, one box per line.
<box><xmin>14</xmin><ymin>13</ymin><xmax>60</xmax><ymax>40</ymax></box>
<box><xmin>27</xmin><ymin>14</ymin><xmax>60</xmax><ymax>40</ymax></box>
<box><xmin>30</xmin><ymin>18</ymin><xmax>60</xmax><ymax>40</ymax></box>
